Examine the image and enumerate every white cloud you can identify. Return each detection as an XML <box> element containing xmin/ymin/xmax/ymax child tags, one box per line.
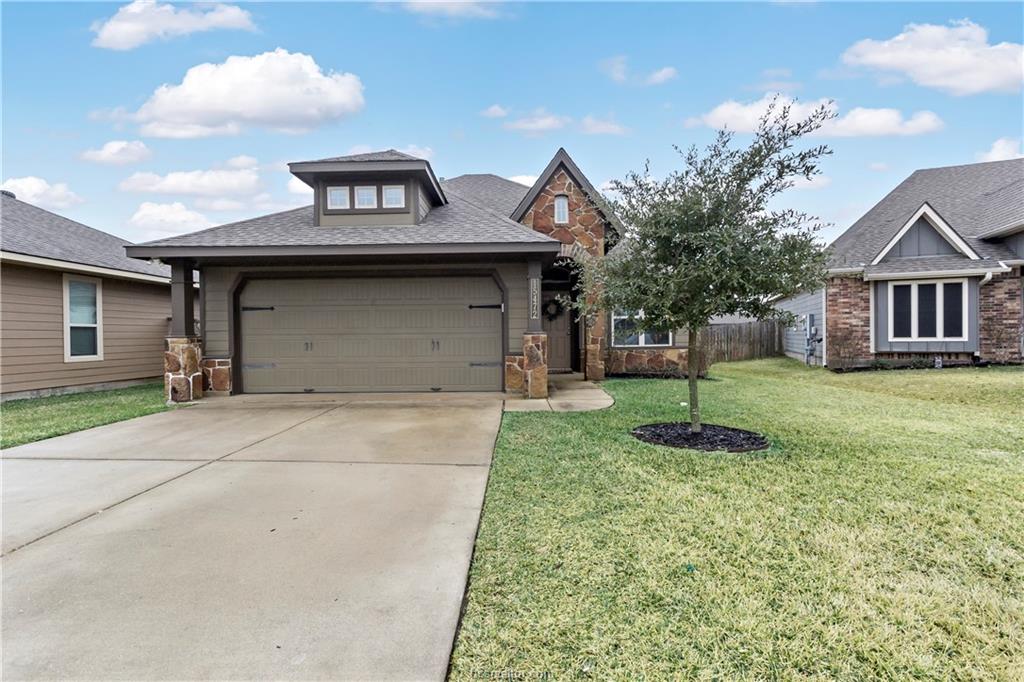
<box><xmin>644</xmin><ymin>66</ymin><xmax>678</xmax><ymax>85</ymax></box>
<box><xmin>194</xmin><ymin>197</ymin><xmax>245</xmax><ymax>211</ymax></box>
<box><xmin>791</xmin><ymin>175</ymin><xmax>832</xmax><ymax>190</ymax></box>
<box><xmin>977</xmin><ymin>137</ymin><xmax>1023</xmax><ymax>162</ymax></box>
<box><xmin>599</xmin><ymin>56</ymin><xmax>629</xmax><ymax>83</ymax></box>
<box><xmin>128</xmin><ymin>201</ymin><xmax>212</xmax><ymax>240</ymax></box>
<box><xmin>581</xmin><ymin>115</ymin><xmax>628</xmax><ymax>135</ymax></box>
<box><xmin>400</xmin><ymin>2</ymin><xmax>501</xmax><ymax>19</ymax></box>
<box><xmin>80</xmin><ymin>140</ymin><xmax>152</xmax><ymax>165</ymax></box>
<box><xmin>225</xmin><ymin>154</ymin><xmax>258</xmax><ymax>169</ymax></box>
<box><xmin>119</xmin><ymin>163</ymin><xmax>261</xmax><ymax>196</ymax></box>
<box><xmin>288</xmin><ymin>177</ymin><xmax>313</xmax><ymax>195</ymax></box>
<box><xmin>130</xmin><ymin>49</ymin><xmax>365</xmax><ymax>138</ymax></box>
<box><xmin>507</xmin><ymin>175</ymin><xmax>538</xmax><ymax>187</ymax></box>
<box><xmin>868</xmin><ymin>162</ymin><xmax>890</xmax><ymax>172</ymax></box>
<box><xmin>842</xmin><ymin>20</ymin><xmax>1023</xmax><ymax>96</ymax></box>
<box><xmin>685</xmin><ymin>94</ymin><xmax>944</xmax><ymax>137</ymax></box>
<box><xmin>481</xmin><ymin>104</ymin><xmax>508</xmax><ymax>118</ymax></box>
<box><xmin>504</xmin><ymin>109</ymin><xmax>571</xmax><ymax>135</ymax></box>
<box><xmin>0</xmin><ymin>176</ymin><xmax>83</xmax><ymax>209</ymax></box>
<box><xmin>91</xmin><ymin>0</ymin><xmax>255</xmax><ymax>51</ymax></box>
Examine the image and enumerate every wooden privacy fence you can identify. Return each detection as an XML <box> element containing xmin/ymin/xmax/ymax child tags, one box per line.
<box><xmin>696</xmin><ymin>320</ymin><xmax>784</xmax><ymax>365</ymax></box>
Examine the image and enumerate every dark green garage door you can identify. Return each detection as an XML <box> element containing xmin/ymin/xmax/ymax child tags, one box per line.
<box><xmin>239</xmin><ymin>276</ymin><xmax>503</xmax><ymax>393</ymax></box>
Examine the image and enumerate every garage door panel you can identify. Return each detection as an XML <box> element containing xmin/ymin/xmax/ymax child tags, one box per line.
<box><xmin>240</xmin><ymin>276</ymin><xmax>503</xmax><ymax>393</ymax></box>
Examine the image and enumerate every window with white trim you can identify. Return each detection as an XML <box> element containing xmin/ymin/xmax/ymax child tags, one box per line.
<box><xmin>888</xmin><ymin>279</ymin><xmax>967</xmax><ymax>342</ymax></box>
<box><xmin>355</xmin><ymin>186</ymin><xmax>377</xmax><ymax>209</ymax></box>
<box><xmin>554</xmin><ymin>195</ymin><xmax>569</xmax><ymax>224</ymax></box>
<box><xmin>326</xmin><ymin>186</ymin><xmax>350</xmax><ymax>210</ymax></box>
<box><xmin>382</xmin><ymin>184</ymin><xmax>406</xmax><ymax>208</ymax></box>
<box><xmin>611</xmin><ymin>311</ymin><xmax>672</xmax><ymax>347</ymax></box>
<box><xmin>63</xmin><ymin>274</ymin><xmax>103</xmax><ymax>361</ymax></box>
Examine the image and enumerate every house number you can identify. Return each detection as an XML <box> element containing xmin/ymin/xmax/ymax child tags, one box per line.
<box><xmin>529</xmin><ymin>279</ymin><xmax>540</xmax><ymax>319</ymax></box>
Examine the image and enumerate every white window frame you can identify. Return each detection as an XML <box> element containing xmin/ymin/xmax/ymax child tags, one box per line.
<box><xmin>382</xmin><ymin>184</ymin><xmax>406</xmax><ymax>209</ymax></box>
<box><xmin>553</xmin><ymin>195</ymin><xmax>569</xmax><ymax>224</ymax></box>
<box><xmin>63</xmin><ymin>274</ymin><xmax>104</xmax><ymax>362</ymax></box>
<box><xmin>610</xmin><ymin>311</ymin><xmax>673</xmax><ymax>348</ymax></box>
<box><xmin>326</xmin><ymin>186</ymin><xmax>350</xmax><ymax>210</ymax></box>
<box><xmin>887</xmin><ymin>278</ymin><xmax>968</xmax><ymax>342</ymax></box>
<box><xmin>355</xmin><ymin>186</ymin><xmax>378</xmax><ymax>209</ymax></box>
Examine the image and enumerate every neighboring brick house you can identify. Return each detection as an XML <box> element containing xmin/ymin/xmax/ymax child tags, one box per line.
<box><xmin>778</xmin><ymin>159</ymin><xmax>1024</xmax><ymax>369</ymax></box>
<box><xmin>127</xmin><ymin>148</ymin><xmax>685</xmax><ymax>402</ymax></box>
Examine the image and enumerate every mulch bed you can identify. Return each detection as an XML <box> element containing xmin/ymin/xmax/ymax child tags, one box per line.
<box><xmin>632</xmin><ymin>422</ymin><xmax>769</xmax><ymax>453</ymax></box>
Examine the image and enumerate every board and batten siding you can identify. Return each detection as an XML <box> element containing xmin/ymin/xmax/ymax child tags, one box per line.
<box><xmin>0</xmin><ymin>264</ymin><xmax>171</xmax><ymax>395</ymax></box>
<box><xmin>201</xmin><ymin>261</ymin><xmax>530</xmax><ymax>358</ymax></box>
<box><xmin>776</xmin><ymin>289</ymin><xmax>824</xmax><ymax>365</ymax></box>
<box><xmin>872</xmin><ymin>278</ymin><xmax>980</xmax><ymax>353</ymax></box>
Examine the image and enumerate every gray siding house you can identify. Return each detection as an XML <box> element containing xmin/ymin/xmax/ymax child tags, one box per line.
<box><xmin>778</xmin><ymin>159</ymin><xmax>1024</xmax><ymax>368</ymax></box>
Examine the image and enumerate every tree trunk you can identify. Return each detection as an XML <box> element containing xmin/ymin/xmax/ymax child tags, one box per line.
<box><xmin>688</xmin><ymin>327</ymin><xmax>701</xmax><ymax>433</ymax></box>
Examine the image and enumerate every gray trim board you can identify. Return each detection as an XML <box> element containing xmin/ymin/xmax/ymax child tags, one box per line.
<box><xmin>128</xmin><ymin>242</ymin><xmax>562</xmax><ymax>259</ymax></box>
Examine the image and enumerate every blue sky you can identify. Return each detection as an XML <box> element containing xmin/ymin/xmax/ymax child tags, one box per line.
<box><xmin>2</xmin><ymin>1</ymin><xmax>1022</xmax><ymax>245</ymax></box>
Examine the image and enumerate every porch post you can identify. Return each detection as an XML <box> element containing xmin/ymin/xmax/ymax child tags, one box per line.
<box><xmin>522</xmin><ymin>259</ymin><xmax>549</xmax><ymax>398</ymax></box>
<box><xmin>164</xmin><ymin>259</ymin><xmax>202</xmax><ymax>403</ymax></box>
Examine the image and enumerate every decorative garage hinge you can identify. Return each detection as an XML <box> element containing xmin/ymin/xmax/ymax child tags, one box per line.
<box><xmin>242</xmin><ymin>363</ymin><xmax>276</xmax><ymax>369</ymax></box>
<box><xmin>469</xmin><ymin>361</ymin><xmax>502</xmax><ymax>367</ymax></box>
<box><xmin>468</xmin><ymin>303</ymin><xmax>504</xmax><ymax>311</ymax></box>
<box><xmin>241</xmin><ymin>306</ymin><xmax>275</xmax><ymax>311</ymax></box>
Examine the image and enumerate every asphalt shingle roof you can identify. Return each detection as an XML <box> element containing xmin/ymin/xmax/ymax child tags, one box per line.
<box><xmin>135</xmin><ymin>188</ymin><xmax>557</xmax><ymax>248</ymax></box>
<box><xmin>441</xmin><ymin>174</ymin><xmax>529</xmax><ymax>217</ymax></box>
<box><xmin>863</xmin><ymin>255</ymin><xmax>1003</xmax><ymax>276</ymax></box>
<box><xmin>829</xmin><ymin>158</ymin><xmax>1023</xmax><ymax>268</ymax></box>
<box><xmin>1</xmin><ymin>193</ymin><xmax>169</xmax><ymax>278</ymax></box>
<box><xmin>295</xmin><ymin>149</ymin><xmax>424</xmax><ymax>164</ymax></box>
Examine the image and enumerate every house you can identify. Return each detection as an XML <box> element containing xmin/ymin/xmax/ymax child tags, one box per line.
<box><xmin>0</xmin><ymin>192</ymin><xmax>179</xmax><ymax>399</ymax></box>
<box><xmin>125</xmin><ymin>148</ymin><xmax>703</xmax><ymax>401</ymax></box>
<box><xmin>777</xmin><ymin>158</ymin><xmax>1023</xmax><ymax>368</ymax></box>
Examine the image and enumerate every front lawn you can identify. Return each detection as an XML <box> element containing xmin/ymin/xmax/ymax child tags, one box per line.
<box><xmin>1</xmin><ymin>382</ymin><xmax>169</xmax><ymax>449</ymax></box>
<box><xmin>451</xmin><ymin>359</ymin><xmax>1024</xmax><ymax>680</ymax></box>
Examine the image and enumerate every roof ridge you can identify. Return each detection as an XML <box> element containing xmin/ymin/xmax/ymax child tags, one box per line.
<box><xmin>915</xmin><ymin>157</ymin><xmax>1024</xmax><ymax>173</ymax></box>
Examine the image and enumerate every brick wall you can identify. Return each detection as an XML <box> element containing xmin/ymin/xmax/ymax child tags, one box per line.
<box><xmin>825</xmin><ymin>276</ymin><xmax>872</xmax><ymax>368</ymax></box>
<box><xmin>979</xmin><ymin>267</ymin><xmax>1023</xmax><ymax>363</ymax></box>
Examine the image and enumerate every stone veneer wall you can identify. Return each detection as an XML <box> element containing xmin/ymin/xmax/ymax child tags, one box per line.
<box><xmin>201</xmin><ymin>358</ymin><xmax>233</xmax><ymax>394</ymax></box>
<box><xmin>979</xmin><ymin>266</ymin><xmax>1023</xmax><ymax>363</ymax></box>
<box><xmin>164</xmin><ymin>337</ymin><xmax>203</xmax><ymax>403</ymax></box>
<box><xmin>522</xmin><ymin>333</ymin><xmax>549</xmax><ymax>398</ymax></box>
<box><xmin>825</xmin><ymin>276</ymin><xmax>872</xmax><ymax>368</ymax></box>
<box><xmin>606</xmin><ymin>348</ymin><xmax>688</xmax><ymax>376</ymax></box>
<box><xmin>520</xmin><ymin>165</ymin><xmax>607</xmax><ymax>381</ymax></box>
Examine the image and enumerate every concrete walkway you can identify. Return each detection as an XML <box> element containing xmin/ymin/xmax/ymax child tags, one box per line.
<box><xmin>503</xmin><ymin>373</ymin><xmax>614</xmax><ymax>412</ymax></box>
<box><xmin>2</xmin><ymin>398</ymin><xmax>502</xmax><ymax>681</ymax></box>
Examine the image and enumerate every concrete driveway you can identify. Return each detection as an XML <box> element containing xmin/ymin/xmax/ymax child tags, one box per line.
<box><xmin>2</xmin><ymin>395</ymin><xmax>503</xmax><ymax>681</ymax></box>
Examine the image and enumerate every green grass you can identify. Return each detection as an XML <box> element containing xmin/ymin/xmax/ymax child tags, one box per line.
<box><xmin>1</xmin><ymin>382</ymin><xmax>169</xmax><ymax>449</ymax></box>
<box><xmin>451</xmin><ymin>359</ymin><xmax>1024</xmax><ymax>680</ymax></box>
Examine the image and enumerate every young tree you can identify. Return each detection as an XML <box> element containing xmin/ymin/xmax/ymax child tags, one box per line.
<box><xmin>572</xmin><ymin>100</ymin><xmax>832</xmax><ymax>433</ymax></box>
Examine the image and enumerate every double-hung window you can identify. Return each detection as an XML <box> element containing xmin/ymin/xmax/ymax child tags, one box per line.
<box><xmin>611</xmin><ymin>311</ymin><xmax>672</xmax><ymax>347</ymax></box>
<box><xmin>63</xmin><ymin>274</ymin><xmax>103</xmax><ymax>361</ymax></box>
<box><xmin>888</xmin><ymin>279</ymin><xmax>966</xmax><ymax>341</ymax></box>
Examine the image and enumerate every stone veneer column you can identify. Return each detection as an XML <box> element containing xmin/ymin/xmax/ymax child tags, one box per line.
<box><xmin>586</xmin><ymin>306</ymin><xmax>607</xmax><ymax>381</ymax></box>
<box><xmin>522</xmin><ymin>333</ymin><xmax>549</xmax><ymax>399</ymax></box>
<box><xmin>164</xmin><ymin>337</ymin><xmax>203</xmax><ymax>403</ymax></box>
<box><xmin>201</xmin><ymin>358</ymin><xmax>233</xmax><ymax>394</ymax></box>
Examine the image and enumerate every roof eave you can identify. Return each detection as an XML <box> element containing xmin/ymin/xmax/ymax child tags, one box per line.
<box><xmin>125</xmin><ymin>242</ymin><xmax>562</xmax><ymax>260</ymax></box>
<box><xmin>0</xmin><ymin>249</ymin><xmax>171</xmax><ymax>284</ymax></box>
<box><xmin>862</xmin><ymin>264</ymin><xmax>1011</xmax><ymax>281</ymax></box>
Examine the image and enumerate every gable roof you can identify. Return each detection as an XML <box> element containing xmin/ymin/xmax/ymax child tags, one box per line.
<box><xmin>829</xmin><ymin>158</ymin><xmax>1023</xmax><ymax>271</ymax></box>
<box><xmin>0</xmin><ymin>193</ymin><xmax>169</xmax><ymax>279</ymax></box>
<box><xmin>126</xmin><ymin>189</ymin><xmax>559</xmax><ymax>258</ymax></box>
<box><xmin>441</xmin><ymin>174</ymin><xmax>529</xmax><ymax>217</ymax></box>
<box><xmin>510</xmin><ymin>148</ymin><xmax>624</xmax><ymax>235</ymax></box>
<box><xmin>871</xmin><ymin>202</ymin><xmax>980</xmax><ymax>264</ymax></box>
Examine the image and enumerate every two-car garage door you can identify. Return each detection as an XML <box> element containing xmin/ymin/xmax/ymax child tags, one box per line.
<box><xmin>239</xmin><ymin>276</ymin><xmax>503</xmax><ymax>393</ymax></box>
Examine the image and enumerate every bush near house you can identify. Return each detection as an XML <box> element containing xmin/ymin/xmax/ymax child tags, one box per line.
<box><xmin>451</xmin><ymin>359</ymin><xmax>1024</xmax><ymax>680</ymax></box>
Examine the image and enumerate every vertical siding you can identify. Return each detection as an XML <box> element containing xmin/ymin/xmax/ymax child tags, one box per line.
<box><xmin>1</xmin><ymin>264</ymin><xmax>171</xmax><ymax>394</ymax></box>
<box><xmin>775</xmin><ymin>289</ymin><xmax>824</xmax><ymax>364</ymax></box>
<box><xmin>201</xmin><ymin>261</ymin><xmax>529</xmax><ymax>358</ymax></box>
<box><xmin>873</xmin><ymin>278</ymin><xmax>979</xmax><ymax>353</ymax></box>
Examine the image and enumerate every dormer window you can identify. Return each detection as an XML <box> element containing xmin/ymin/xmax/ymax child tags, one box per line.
<box><xmin>554</xmin><ymin>195</ymin><xmax>569</xmax><ymax>224</ymax></box>
<box><xmin>355</xmin><ymin>186</ymin><xmax>377</xmax><ymax>209</ymax></box>
<box><xmin>383</xmin><ymin>185</ymin><xmax>406</xmax><ymax>209</ymax></box>
<box><xmin>327</xmin><ymin>186</ymin><xmax>350</xmax><ymax>210</ymax></box>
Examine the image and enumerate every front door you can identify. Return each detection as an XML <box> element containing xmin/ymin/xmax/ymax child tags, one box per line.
<box><xmin>542</xmin><ymin>298</ymin><xmax>572</xmax><ymax>372</ymax></box>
